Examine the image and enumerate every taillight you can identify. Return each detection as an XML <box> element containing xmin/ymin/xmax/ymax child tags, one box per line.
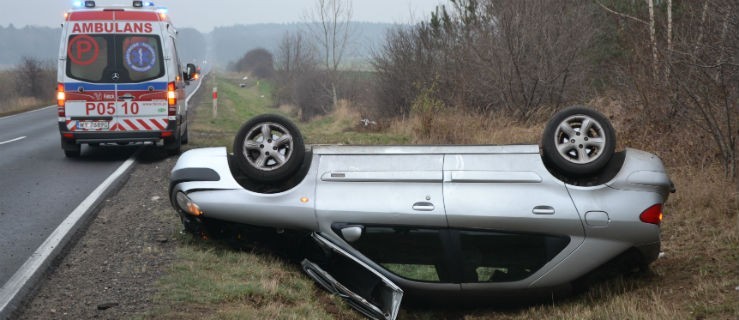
<box><xmin>167</xmin><ymin>82</ymin><xmax>177</xmax><ymax>115</ymax></box>
<box><xmin>640</xmin><ymin>204</ymin><xmax>663</xmax><ymax>225</ymax></box>
<box><xmin>57</xmin><ymin>83</ymin><xmax>66</xmax><ymax>115</ymax></box>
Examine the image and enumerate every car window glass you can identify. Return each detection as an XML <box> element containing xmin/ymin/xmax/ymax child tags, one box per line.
<box><xmin>458</xmin><ymin>230</ymin><xmax>570</xmax><ymax>283</ymax></box>
<box><xmin>67</xmin><ymin>34</ymin><xmax>164</xmax><ymax>83</ymax></box>
<box><xmin>349</xmin><ymin>227</ymin><xmax>446</xmax><ymax>282</ymax></box>
<box><xmin>67</xmin><ymin>35</ymin><xmax>109</xmax><ymax>82</ymax></box>
<box><xmin>120</xmin><ymin>35</ymin><xmax>164</xmax><ymax>82</ymax></box>
<box><xmin>171</xmin><ymin>37</ymin><xmax>182</xmax><ymax>77</ymax></box>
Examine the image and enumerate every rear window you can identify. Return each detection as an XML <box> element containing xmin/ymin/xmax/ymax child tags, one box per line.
<box><xmin>66</xmin><ymin>34</ymin><xmax>164</xmax><ymax>83</ymax></box>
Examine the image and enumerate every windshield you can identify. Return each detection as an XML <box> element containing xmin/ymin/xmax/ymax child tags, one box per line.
<box><xmin>66</xmin><ymin>34</ymin><xmax>164</xmax><ymax>83</ymax></box>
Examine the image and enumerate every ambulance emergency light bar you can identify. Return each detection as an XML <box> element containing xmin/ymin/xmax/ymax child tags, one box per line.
<box><xmin>133</xmin><ymin>1</ymin><xmax>157</xmax><ymax>7</ymax></box>
<box><xmin>72</xmin><ymin>1</ymin><xmax>157</xmax><ymax>8</ymax></box>
<box><xmin>72</xmin><ymin>1</ymin><xmax>96</xmax><ymax>8</ymax></box>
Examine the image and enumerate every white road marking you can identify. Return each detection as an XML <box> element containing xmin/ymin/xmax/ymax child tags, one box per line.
<box><xmin>0</xmin><ymin>155</ymin><xmax>137</xmax><ymax>316</ymax></box>
<box><xmin>0</xmin><ymin>136</ymin><xmax>26</xmax><ymax>145</ymax></box>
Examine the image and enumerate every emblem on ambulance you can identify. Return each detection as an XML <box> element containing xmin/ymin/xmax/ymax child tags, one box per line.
<box><xmin>125</xmin><ymin>41</ymin><xmax>157</xmax><ymax>73</ymax></box>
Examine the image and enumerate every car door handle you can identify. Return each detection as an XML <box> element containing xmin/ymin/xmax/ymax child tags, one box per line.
<box><xmin>532</xmin><ymin>206</ymin><xmax>555</xmax><ymax>215</ymax></box>
<box><xmin>118</xmin><ymin>96</ymin><xmax>134</xmax><ymax>101</ymax></box>
<box><xmin>412</xmin><ymin>202</ymin><xmax>435</xmax><ymax>211</ymax></box>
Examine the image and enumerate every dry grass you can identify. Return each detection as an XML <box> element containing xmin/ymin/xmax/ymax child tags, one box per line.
<box><xmin>0</xmin><ymin>69</ymin><xmax>54</xmax><ymax>116</ymax></box>
<box><xmin>148</xmin><ymin>239</ymin><xmax>356</xmax><ymax>320</ymax></box>
<box><xmin>392</xmin><ymin>108</ymin><xmax>543</xmax><ymax>145</ymax></box>
<box><xmin>0</xmin><ymin>97</ymin><xmax>52</xmax><ymax>116</ymax></box>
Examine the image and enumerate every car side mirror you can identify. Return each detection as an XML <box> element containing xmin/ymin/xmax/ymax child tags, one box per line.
<box><xmin>184</xmin><ymin>63</ymin><xmax>198</xmax><ymax>81</ymax></box>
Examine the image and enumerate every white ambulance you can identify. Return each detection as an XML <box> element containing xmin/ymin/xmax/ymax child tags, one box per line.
<box><xmin>56</xmin><ymin>0</ymin><xmax>196</xmax><ymax>157</ymax></box>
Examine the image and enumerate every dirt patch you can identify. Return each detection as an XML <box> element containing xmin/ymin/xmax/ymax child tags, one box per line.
<box><xmin>16</xmin><ymin>149</ymin><xmax>181</xmax><ymax>320</ymax></box>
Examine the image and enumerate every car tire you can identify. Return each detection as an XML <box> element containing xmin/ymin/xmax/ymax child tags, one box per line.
<box><xmin>542</xmin><ymin>106</ymin><xmax>616</xmax><ymax>177</ymax></box>
<box><xmin>182</xmin><ymin>126</ymin><xmax>189</xmax><ymax>145</ymax></box>
<box><xmin>233</xmin><ymin>114</ymin><xmax>305</xmax><ymax>183</ymax></box>
<box><xmin>164</xmin><ymin>128</ymin><xmax>182</xmax><ymax>156</ymax></box>
<box><xmin>64</xmin><ymin>148</ymin><xmax>81</xmax><ymax>158</ymax></box>
<box><xmin>61</xmin><ymin>139</ymin><xmax>81</xmax><ymax>158</ymax></box>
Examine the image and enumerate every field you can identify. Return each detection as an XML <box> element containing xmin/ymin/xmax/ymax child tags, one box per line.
<box><xmin>0</xmin><ymin>69</ymin><xmax>55</xmax><ymax>117</ymax></box>
<box><xmin>147</xmin><ymin>72</ymin><xmax>738</xmax><ymax>319</ymax></box>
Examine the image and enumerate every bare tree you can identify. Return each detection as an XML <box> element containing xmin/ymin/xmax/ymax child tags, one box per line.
<box><xmin>669</xmin><ymin>0</ymin><xmax>738</xmax><ymax>178</ymax></box>
<box><xmin>15</xmin><ymin>57</ymin><xmax>53</xmax><ymax>98</ymax></box>
<box><xmin>595</xmin><ymin>0</ymin><xmax>659</xmax><ymax>81</ymax></box>
<box><xmin>304</xmin><ymin>0</ymin><xmax>354</xmax><ymax>112</ymax></box>
<box><xmin>274</xmin><ymin>31</ymin><xmax>326</xmax><ymax>120</ymax></box>
<box><xmin>373</xmin><ymin>0</ymin><xmax>595</xmax><ymax>121</ymax></box>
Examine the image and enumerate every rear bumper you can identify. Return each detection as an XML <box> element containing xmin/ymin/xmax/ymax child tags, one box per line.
<box><xmin>59</xmin><ymin>121</ymin><xmax>176</xmax><ymax>144</ymax></box>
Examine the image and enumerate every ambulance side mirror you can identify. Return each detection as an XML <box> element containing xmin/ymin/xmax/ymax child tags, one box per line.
<box><xmin>184</xmin><ymin>63</ymin><xmax>198</xmax><ymax>82</ymax></box>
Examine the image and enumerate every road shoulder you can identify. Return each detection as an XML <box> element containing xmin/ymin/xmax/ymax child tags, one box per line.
<box><xmin>16</xmin><ymin>152</ymin><xmax>180</xmax><ymax>319</ymax></box>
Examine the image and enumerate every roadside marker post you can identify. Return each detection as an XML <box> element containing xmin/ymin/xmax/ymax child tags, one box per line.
<box><xmin>212</xmin><ymin>87</ymin><xmax>218</xmax><ymax>118</ymax></box>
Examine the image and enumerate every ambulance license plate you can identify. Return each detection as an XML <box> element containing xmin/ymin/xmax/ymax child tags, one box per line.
<box><xmin>77</xmin><ymin>120</ymin><xmax>109</xmax><ymax>130</ymax></box>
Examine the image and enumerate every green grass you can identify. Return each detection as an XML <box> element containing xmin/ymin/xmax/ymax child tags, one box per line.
<box><xmin>188</xmin><ymin>74</ymin><xmax>277</xmax><ymax>149</ymax></box>
<box><xmin>148</xmin><ymin>238</ymin><xmax>339</xmax><ymax>320</ymax></box>
<box><xmin>301</xmin><ymin>114</ymin><xmax>411</xmax><ymax>145</ymax></box>
<box><xmin>187</xmin><ymin>72</ymin><xmax>410</xmax><ymax>149</ymax></box>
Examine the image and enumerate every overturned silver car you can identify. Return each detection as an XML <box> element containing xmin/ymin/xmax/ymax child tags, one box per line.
<box><xmin>169</xmin><ymin>106</ymin><xmax>673</xmax><ymax>319</ymax></box>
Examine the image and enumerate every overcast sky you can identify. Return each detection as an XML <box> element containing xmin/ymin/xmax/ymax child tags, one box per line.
<box><xmin>0</xmin><ymin>0</ymin><xmax>445</xmax><ymax>32</ymax></box>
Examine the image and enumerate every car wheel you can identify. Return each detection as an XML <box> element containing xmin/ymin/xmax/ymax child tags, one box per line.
<box><xmin>64</xmin><ymin>148</ymin><xmax>81</xmax><ymax>158</ymax></box>
<box><xmin>233</xmin><ymin>114</ymin><xmax>305</xmax><ymax>183</ymax></box>
<box><xmin>182</xmin><ymin>126</ymin><xmax>189</xmax><ymax>145</ymax></box>
<box><xmin>542</xmin><ymin>106</ymin><xmax>616</xmax><ymax>177</ymax></box>
<box><xmin>61</xmin><ymin>139</ymin><xmax>81</xmax><ymax>158</ymax></box>
<box><xmin>164</xmin><ymin>128</ymin><xmax>182</xmax><ymax>156</ymax></box>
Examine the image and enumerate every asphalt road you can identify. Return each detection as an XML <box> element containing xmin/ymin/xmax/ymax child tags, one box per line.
<box><xmin>0</xmin><ymin>107</ymin><xmax>139</xmax><ymax>286</ymax></box>
<box><xmin>0</xmin><ymin>77</ymin><xmax>203</xmax><ymax>289</ymax></box>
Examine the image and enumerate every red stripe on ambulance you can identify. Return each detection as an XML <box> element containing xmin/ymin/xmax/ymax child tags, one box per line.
<box><xmin>150</xmin><ymin>119</ymin><xmax>166</xmax><ymax>130</ymax></box>
<box><xmin>66</xmin><ymin>119</ymin><xmax>167</xmax><ymax>131</ymax></box>
<box><xmin>66</xmin><ymin>11</ymin><xmax>115</xmax><ymax>21</ymax></box>
<box><xmin>116</xmin><ymin>11</ymin><xmax>162</xmax><ymax>21</ymax></box>
<box><xmin>136</xmin><ymin>119</ymin><xmax>153</xmax><ymax>130</ymax></box>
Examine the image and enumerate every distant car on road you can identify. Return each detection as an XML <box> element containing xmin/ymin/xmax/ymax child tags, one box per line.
<box><xmin>169</xmin><ymin>106</ymin><xmax>673</xmax><ymax>320</ymax></box>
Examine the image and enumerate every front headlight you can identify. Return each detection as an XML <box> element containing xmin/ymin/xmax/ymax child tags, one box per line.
<box><xmin>175</xmin><ymin>192</ymin><xmax>203</xmax><ymax>217</ymax></box>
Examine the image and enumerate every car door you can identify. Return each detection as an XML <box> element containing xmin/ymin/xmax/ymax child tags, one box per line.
<box><xmin>442</xmin><ymin>147</ymin><xmax>585</xmax><ymax>289</ymax></box>
<box><xmin>112</xmin><ymin>25</ymin><xmax>168</xmax><ymax>133</ymax></box>
<box><xmin>310</xmin><ymin>147</ymin><xmax>448</xmax><ymax>317</ymax></box>
<box><xmin>64</xmin><ymin>11</ymin><xmax>168</xmax><ymax>134</ymax></box>
<box><xmin>64</xmin><ymin>31</ymin><xmax>119</xmax><ymax>132</ymax></box>
<box><xmin>314</xmin><ymin>148</ymin><xmax>446</xmax><ymax>228</ymax></box>
<box><xmin>302</xmin><ymin>233</ymin><xmax>403</xmax><ymax>320</ymax></box>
